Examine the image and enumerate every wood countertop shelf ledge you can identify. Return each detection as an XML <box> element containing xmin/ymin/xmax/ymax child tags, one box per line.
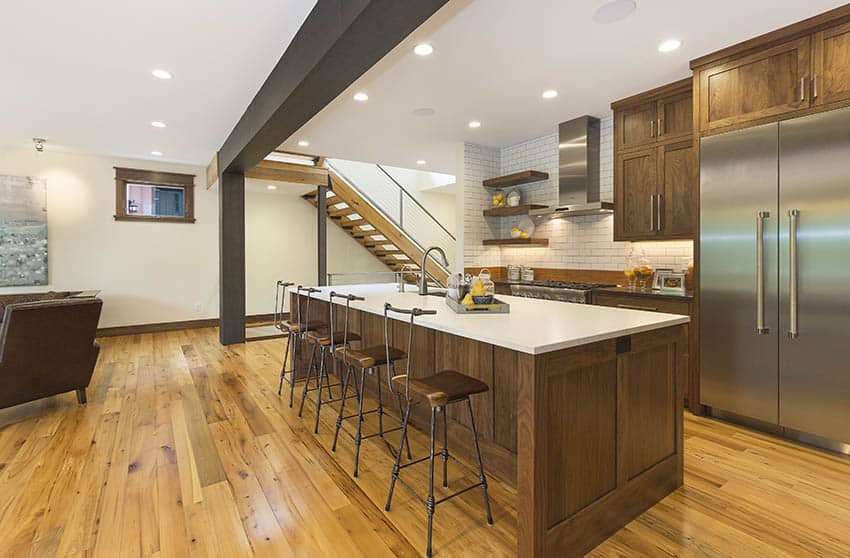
<box><xmin>483</xmin><ymin>170</ymin><xmax>549</xmax><ymax>189</ymax></box>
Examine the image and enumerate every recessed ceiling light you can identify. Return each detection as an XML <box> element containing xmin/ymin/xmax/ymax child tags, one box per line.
<box><xmin>542</xmin><ymin>89</ymin><xmax>558</xmax><ymax>99</ymax></box>
<box><xmin>353</xmin><ymin>92</ymin><xmax>369</xmax><ymax>102</ymax></box>
<box><xmin>416</xmin><ymin>160</ymin><xmax>426</xmax><ymax>165</ymax></box>
<box><xmin>468</xmin><ymin>120</ymin><xmax>481</xmax><ymax>129</ymax></box>
<box><xmin>413</xmin><ymin>107</ymin><xmax>436</xmax><ymax>117</ymax></box>
<box><xmin>592</xmin><ymin>0</ymin><xmax>636</xmax><ymax>24</ymax></box>
<box><xmin>151</xmin><ymin>121</ymin><xmax>167</xmax><ymax>128</ymax></box>
<box><xmin>151</xmin><ymin>151</ymin><xmax>163</xmax><ymax>156</ymax></box>
<box><xmin>151</xmin><ymin>69</ymin><xmax>173</xmax><ymax>80</ymax></box>
<box><xmin>658</xmin><ymin>39</ymin><xmax>682</xmax><ymax>53</ymax></box>
<box><xmin>414</xmin><ymin>43</ymin><xmax>434</xmax><ymax>56</ymax></box>
<box><xmin>267</xmin><ymin>185</ymin><xmax>277</xmax><ymax>191</ymax></box>
<box><xmin>297</xmin><ymin>140</ymin><xmax>310</xmax><ymax>147</ymax></box>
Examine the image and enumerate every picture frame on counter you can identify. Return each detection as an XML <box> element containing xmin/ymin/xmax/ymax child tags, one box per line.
<box><xmin>657</xmin><ymin>271</ymin><xmax>686</xmax><ymax>294</ymax></box>
<box><xmin>652</xmin><ymin>268</ymin><xmax>674</xmax><ymax>290</ymax></box>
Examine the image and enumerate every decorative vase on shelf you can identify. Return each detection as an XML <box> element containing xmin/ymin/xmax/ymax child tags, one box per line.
<box><xmin>506</xmin><ymin>189</ymin><xmax>521</xmax><ymax>207</ymax></box>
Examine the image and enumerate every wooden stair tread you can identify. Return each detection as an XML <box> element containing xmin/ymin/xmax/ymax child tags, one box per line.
<box><xmin>340</xmin><ymin>218</ymin><xmax>367</xmax><ymax>228</ymax></box>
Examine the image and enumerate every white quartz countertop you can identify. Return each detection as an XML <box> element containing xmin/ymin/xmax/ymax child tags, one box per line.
<box><xmin>290</xmin><ymin>283</ymin><xmax>689</xmax><ymax>355</ymax></box>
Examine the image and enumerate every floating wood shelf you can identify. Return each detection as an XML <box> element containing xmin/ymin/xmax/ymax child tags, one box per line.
<box><xmin>483</xmin><ymin>204</ymin><xmax>548</xmax><ymax>217</ymax></box>
<box><xmin>482</xmin><ymin>170</ymin><xmax>549</xmax><ymax>189</ymax></box>
<box><xmin>482</xmin><ymin>238</ymin><xmax>549</xmax><ymax>247</ymax></box>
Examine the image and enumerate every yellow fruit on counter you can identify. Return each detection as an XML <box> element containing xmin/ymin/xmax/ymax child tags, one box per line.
<box><xmin>461</xmin><ymin>293</ymin><xmax>474</xmax><ymax>305</ymax></box>
<box><xmin>519</xmin><ymin>231</ymin><xmax>529</xmax><ymax>239</ymax></box>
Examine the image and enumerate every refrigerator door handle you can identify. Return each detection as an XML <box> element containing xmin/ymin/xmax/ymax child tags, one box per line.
<box><xmin>788</xmin><ymin>209</ymin><xmax>800</xmax><ymax>339</ymax></box>
<box><xmin>756</xmin><ymin>211</ymin><xmax>770</xmax><ymax>334</ymax></box>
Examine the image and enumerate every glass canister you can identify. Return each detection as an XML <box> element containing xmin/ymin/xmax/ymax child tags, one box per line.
<box><xmin>478</xmin><ymin>268</ymin><xmax>495</xmax><ymax>297</ymax></box>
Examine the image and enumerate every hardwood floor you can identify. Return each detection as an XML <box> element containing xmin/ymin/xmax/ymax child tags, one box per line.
<box><xmin>0</xmin><ymin>327</ymin><xmax>848</xmax><ymax>557</ymax></box>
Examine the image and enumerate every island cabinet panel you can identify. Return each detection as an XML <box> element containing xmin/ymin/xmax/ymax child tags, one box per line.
<box><xmin>434</xmin><ymin>332</ymin><xmax>494</xmax><ymax>439</ymax></box>
<box><xmin>518</xmin><ymin>325</ymin><xmax>686</xmax><ymax>558</ymax></box>
<box><xmin>493</xmin><ymin>346</ymin><xmax>519</xmax><ymax>452</ymax></box>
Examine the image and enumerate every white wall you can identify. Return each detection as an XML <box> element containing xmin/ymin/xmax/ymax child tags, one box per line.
<box><xmin>462</xmin><ymin>113</ymin><xmax>694</xmax><ymax>272</ymax></box>
<box><xmin>245</xmin><ymin>182</ymin><xmax>389</xmax><ymax>316</ymax></box>
<box><xmin>0</xmin><ymin>147</ymin><xmax>218</xmax><ymax>327</ymax></box>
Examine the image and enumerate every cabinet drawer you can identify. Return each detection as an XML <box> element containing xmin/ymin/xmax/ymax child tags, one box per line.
<box><xmin>593</xmin><ymin>293</ymin><xmax>690</xmax><ymax>316</ymax></box>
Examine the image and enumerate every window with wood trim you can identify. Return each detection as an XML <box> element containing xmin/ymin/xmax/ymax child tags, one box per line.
<box><xmin>114</xmin><ymin>167</ymin><xmax>196</xmax><ymax>223</ymax></box>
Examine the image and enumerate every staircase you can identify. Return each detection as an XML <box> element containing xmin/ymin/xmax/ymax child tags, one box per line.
<box><xmin>302</xmin><ymin>168</ymin><xmax>450</xmax><ymax>284</ymax></box>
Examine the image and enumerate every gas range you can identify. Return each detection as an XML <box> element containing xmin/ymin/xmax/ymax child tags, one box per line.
<box><xmin>509</xmin><ymin>280</ymin><xmax>615</xmax><ymax>304</ymax></box>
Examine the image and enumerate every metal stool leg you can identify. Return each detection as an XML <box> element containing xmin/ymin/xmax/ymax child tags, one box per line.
<box><xmin>289</xmin><ymin>332</ymin><xmax>300</xmax><ymax>407</ymax></box>
<box><xmin>377</xmin><ymin>368</ymin><xmax>384</xmax><ymax>437</ymax></box>
<box><xmin>352</xmin><ymin>366</ymin><xmax>368</xmax><ymax>477</ymax></box>
<box><xmin>385</xmin><ymin>400</ymin><xmax>411</xmax><ymax>511</ymax></box>
<box><xmin>324</xmin><ymin>350</ymin><xmax>335</xmax><ymax>400</ymax></box>
<box><xmin>467</xmin><ymin>397</ymin><xmax>493</xmax><ymax>525</ymax></box>
<box><xmin>426</xmin><ymin>406</ymin><xmax>437</xmax><ymax>558</ymax></box>
<box><xmin>314</xmin><ymin>346</ymin><xmax>328</xmax><ymax>434</ymax></box>
<box><xmin>441</xmin><ymin>408</ymin><xmax>449</xmax><ymax>488</ymax></box>
<box><xmin>391</xmin><ymin>363</ymin><xmax>413</xmax><ymax>459</ymax></box>
<box><xmin>278</xmin><ymin>332</ymin><xmax>291</xmax><ymax>396</ymax></box>
<box><xmin>332</xmin><ymin>364</ymin><xmax>355</xmax><ymax>452</ymax></box>
<box><xmin>298</xmin><ymin>342</ymin><xmax>317</xmax><ymax>417</ymax></box>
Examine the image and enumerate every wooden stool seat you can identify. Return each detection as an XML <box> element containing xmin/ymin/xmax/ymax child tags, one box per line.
<box><xmin>334</xmin><ymin>345</ymin><xmax>406</xmax><ymax>368</ymax></box>
<box><xmin>392</xmin><ymin>370</ymin><xmax>489</xmax><ymax>408</ymax></box>
<box><xmin>305</xmin><ymin>330</ymin><xmax>361</xmax><ymax>346</ymax></box>
<box><xmin>283</xmin><ymin>319</ymin><xmax>325</xmax><ymax>334</ymax></box>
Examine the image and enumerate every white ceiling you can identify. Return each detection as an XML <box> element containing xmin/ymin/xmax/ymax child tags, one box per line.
<box><xmin>280</xmin><ymin>0</ymin><xmax>848</xmax><ymax>174</ymax></box>
<box><xmin>0</xmin><ymin>0</ymin><xmax>317</xmax><ymax>165</ymax></box>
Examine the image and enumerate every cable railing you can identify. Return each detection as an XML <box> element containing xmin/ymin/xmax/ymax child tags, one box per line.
<box><xmin>326</xmin><ymin>158</ymin><xmax>456</xmax><ymax>271</ymax></box>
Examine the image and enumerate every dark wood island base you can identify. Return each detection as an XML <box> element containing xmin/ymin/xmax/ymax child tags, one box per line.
<box><xmin>292</xmin><ymin>292</ymin><xmax>687</xmax><ymax>556</ymax></box>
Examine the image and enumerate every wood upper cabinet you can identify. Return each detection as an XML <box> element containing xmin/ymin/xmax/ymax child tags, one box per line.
<box><xmin>615</xmin><ymin>147</ymin><xmax>657</xmax><ymax>240</ymax></box>
<box><xmin>692</xmin><ymin>7</ymin><xmax>850</xmax><ymax>134</ymax></box>
<box><xmin>658</xmin><ymin>91</ymin><xmax>693</xmax><ymax>140</ymax></box>
<box><xmin>615</xmin><ymin>102</ymin><xmax>657</xmax><ymax>151</ymax></box>
<box><xmin>659</xmin><ymin>140</ymin><xmax>698</xmax><ymax>239</ymax></box>
<box><xmin>697</xmin><ymin>37</ymin><xmax>810</xmax><ymax>133</ymax></box>
<box><xmin>612</xmin><ymin>78</ymin><xmax>696</xmax><ymax>241</ymax></box>
<box><xmin>812</xmin><ymin>21</ymin><xmax>850</xmax><ymax>108</ymax></box>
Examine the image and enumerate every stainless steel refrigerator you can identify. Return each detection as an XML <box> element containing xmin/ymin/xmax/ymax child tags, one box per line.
<box><xmin>701</xmin><ymin>107</ymin><xmax>850</xmax><ymax>448</ymax></box>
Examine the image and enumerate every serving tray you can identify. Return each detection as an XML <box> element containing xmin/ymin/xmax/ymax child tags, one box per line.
<box><xmin>445</xmin><ymin>296</ymin><xmax>510</xmax><ymax>314</ymax></box>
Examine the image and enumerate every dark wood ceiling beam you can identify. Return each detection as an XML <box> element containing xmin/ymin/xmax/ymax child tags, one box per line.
<box><xmin>217</xmin><ymin>0</ymin><xmax>450</xmax><ymax>174</ymax></box>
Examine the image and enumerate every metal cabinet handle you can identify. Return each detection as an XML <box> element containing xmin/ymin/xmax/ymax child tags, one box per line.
<box><xmin>799</xmin><ymin>78</ymin><xmax>807</xmax><ymax>102</ymax></box>
<box><xmin>617</xmin><ymin>303</ymin><xmax>659</xmax><ymax>312</ymax></box>
<box><xmin>756</xmin><ymin>211</ymin><xmax>770</xmax><ymax>334</ymax></box>
<box><xmin>788</xmin><ymin>209</ymin><xmax>799</xmax><ymax>338</ymax></box>
<box><xmin>650</xmin><ymin>119</ymin><xmax>656</xmax><ymax>138</ymax></box>
<box><xmin>657</xmin><ymin>118</ymin><xmax>663</xmax><ymax>137</ymax></box>
<box><xmin>657</xmin><ymin>194</ymin><xmax>664</xmax><ymax>232</ymax></box>
<box><xmin>649</xmin><ymin>195</ymin><xmax>656</xmax><ymax>232</ymax></box>
<box><xmin>812</xmin><ymin>75</ymin><xmax>819</xmax><ymax>99</ymax></box>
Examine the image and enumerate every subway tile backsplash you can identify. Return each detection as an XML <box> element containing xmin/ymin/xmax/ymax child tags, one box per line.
<box><xmin>462</xmin><ymin>113</ymin><xmax>693</xmax><ymax>271</ymax></box>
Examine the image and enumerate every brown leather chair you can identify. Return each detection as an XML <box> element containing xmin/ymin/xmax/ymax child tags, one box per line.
<box><xmin>0</xmin><ymin>297</ymin><xmax>102</xmax><ymax>409</ymax></box>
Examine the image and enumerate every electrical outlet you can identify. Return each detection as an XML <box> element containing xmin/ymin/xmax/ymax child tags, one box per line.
<box><xmin>193</xmin><ymin>302</ymin><xmax>202</xmax><ymax>313</ymax></box>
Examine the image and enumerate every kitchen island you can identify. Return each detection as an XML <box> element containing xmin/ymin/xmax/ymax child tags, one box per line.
<box><xmin>290</xmin><ymin>283</ymin><xmax>689</xmax><ymax>557</ymax></box>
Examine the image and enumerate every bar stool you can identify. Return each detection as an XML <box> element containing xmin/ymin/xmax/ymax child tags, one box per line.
<box><xmin>299</xmin><ymin>290</ymin><xmax>362</xmax><ymax>434</ymax></box>
<box><xmin>382</xmin><ymin>303</ymin><xmax>493</xmax><ymax>557</ymax></box>
<box><xmin>330</xmin><ymin>294</ymin><xmax>412</xmax><ymax>477</ymax></box>
<box><xmin>277</xmin><ymin>285</ymin><xmax>325</xmax><ymax>407</ymax></box>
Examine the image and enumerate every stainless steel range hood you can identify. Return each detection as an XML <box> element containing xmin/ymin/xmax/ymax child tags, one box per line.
<box><xmin>530</xmin><ymin>116</ymin><xmax>613</xmax><ymax>219</ymax></box>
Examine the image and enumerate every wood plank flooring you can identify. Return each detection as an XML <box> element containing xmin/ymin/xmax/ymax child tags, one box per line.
<box><xmin>0</xmin><ymin>327</ymin><xmax>848</xmax><ymax>557</ymax></box>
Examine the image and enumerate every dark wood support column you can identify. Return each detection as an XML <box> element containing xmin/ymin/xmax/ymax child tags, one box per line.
<box><xmin>219</xmin><ymin>171</ymin><xmax>246</xmax><ymax>345</ymax></box>
<box><xmin>317</xmin><ymin>177</ymin><xmax>328</xmax><ymax>286</ymax></box>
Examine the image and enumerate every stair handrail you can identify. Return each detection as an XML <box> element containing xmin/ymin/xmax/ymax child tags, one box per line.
<box><xmin>325</xmin><ymin>160</ymin><xmax>453</xmax><ymax>275</ymax></box>
<box><xmin>375</xmin><ymin>164</ymin><xmax>456</xmax><ymax>241</ymax></box>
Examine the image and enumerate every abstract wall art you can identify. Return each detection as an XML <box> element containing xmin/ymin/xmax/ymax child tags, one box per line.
<box><xmin>0</xmin><ymin>175</ymin><xmax>48</xmax><ymax>287</ymax></box>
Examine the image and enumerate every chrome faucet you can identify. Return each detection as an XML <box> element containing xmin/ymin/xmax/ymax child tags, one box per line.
<box><xmin>419</xmin><ymin>246</ymin><xmax>449</xmax><ymax>295</ymax></box>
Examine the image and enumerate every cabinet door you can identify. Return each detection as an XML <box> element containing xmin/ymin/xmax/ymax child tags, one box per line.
<box><xmin>615</xmin><ymin>147</ymin><xmax>658</xmax><ymax>241</ymax></box>
<box><xmin>657</xmin><ymin>90</ymin><xmax>692</xmax><ymax>141</ymax></box>
<box><xmin>658</xmin><ymin>140</ymin><xmax>697</xmax><ymax>239</ymax></box>
<box><xmin>615</xmin><ymin>102</ymin><xmax>657</xmax><ymax>151</ymax></box>
<box><xmin>698</xmin><ymin>36</ymin><xmax>811</xmax><ymax>132</ymax></box>
<box><xmin>812</xmin><ymin>21</ymin><xmax>850</xmax><ymax>108</ymax></box>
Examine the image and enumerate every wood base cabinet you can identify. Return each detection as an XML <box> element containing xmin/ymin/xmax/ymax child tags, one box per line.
<box><xmin>612</xmin><ymin>79</ymin><xmax>696</xmax><ymax>241</ymax></box>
